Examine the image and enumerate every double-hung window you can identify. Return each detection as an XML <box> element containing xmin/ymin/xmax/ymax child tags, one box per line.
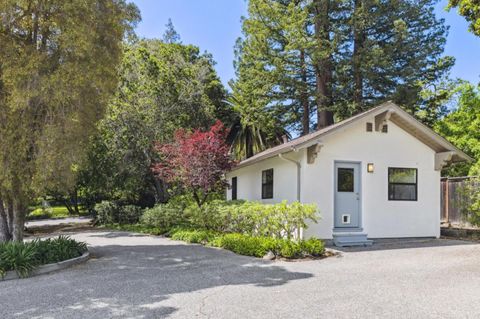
<box><xmin>388</xmin><ymin>168</ymin><xmax>418</xmax><ymax>201</ymax></box>
<box><xmin>231</xmin><ymin>177</ymin><xmax>237</xmax><ymax>200</ymax></box>
<box><xmin>262</xmin><ymin>169</ymin><xmax>274</xmax><ymax>199</ymax></box>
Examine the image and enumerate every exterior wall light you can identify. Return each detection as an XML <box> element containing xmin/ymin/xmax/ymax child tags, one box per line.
<box><xmin>367</xmin><ymin>163</ymin><xmax>374</xmax><ymax>173</ymax></box>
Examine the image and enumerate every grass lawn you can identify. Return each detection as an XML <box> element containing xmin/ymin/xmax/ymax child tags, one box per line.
<box><xmin>28</xmin><ymin>206</ymin><xmax>89</xmax><ymax>220</ymax></box>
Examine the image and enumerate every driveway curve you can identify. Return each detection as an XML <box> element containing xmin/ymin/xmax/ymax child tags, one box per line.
<box><xmin>1</xmin><ymin>231</ymin><xmax>480</xmax><ymax>319</ymax></box>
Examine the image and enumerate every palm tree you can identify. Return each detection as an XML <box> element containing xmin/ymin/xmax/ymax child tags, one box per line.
<box><xmin>225</xmin><ymin>94</ymin><xmax>290</xmax><ymax>160</ymax></box>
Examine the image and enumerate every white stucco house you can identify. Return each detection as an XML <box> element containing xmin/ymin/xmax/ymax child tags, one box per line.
<box><xmin>226</xmin><ymin>102</ymin><xmax>471</xmax><ymax>246</ymax></box>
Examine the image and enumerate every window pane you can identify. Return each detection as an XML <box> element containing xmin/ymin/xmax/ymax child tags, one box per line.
<box><xmin>389</xmin><ymin>184</ymin><xmax>416</xmax><ymax>200</ymax></box>
<box><xmin>389</xmin><ymin>168</ymin><xmax>416</xmax><ymax>183</ymax></box>
<box><xmin>262</xmin><ymin>169</ymin><xmax>273</xmax><ymax>183</ymax></box>
<box><xmin>261</xmin><ymin>169</ymin><xmax>273</xmax><ymax>199</ymax></box>
<box><xmin>232</xmin><ymin>177</ymin><xmax>237</xmax><ymax>200</ymax></box>
<box><xmin>338</xmin><ymin>168</ymin><xmax>354</xmax><ymax>192</ymax></box>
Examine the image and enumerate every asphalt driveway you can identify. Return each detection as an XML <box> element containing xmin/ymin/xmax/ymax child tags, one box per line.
<box><xmin>1</xmin><ymin>231</ymin><xmax>480</xmax><ymax>319</ymax></box>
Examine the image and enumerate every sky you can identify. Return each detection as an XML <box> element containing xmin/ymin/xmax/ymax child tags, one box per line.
<box><xmin>132</xmin><ymin>0</ymin><xmax>480</xmax><ymax>87</ymax></box>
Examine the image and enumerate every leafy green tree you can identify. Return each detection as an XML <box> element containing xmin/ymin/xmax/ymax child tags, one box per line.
<box><xmin>0</xmin><ymin>0</ymin><xmax>139</xmax><ymax>242</ymax></box>
<box><xmin>78</xmin><ymin>38</ymin><xmax>229</xmax><ymax>207</ymax></box>
<box><xmin>435</xmin><ymin>83</ymin><xmax>480</xmax><ymax>176</ymax></box>
<box><xmin>448</xmin><ymin>0</ymin><xmax>480</xmax><ymax>36</ymax></box>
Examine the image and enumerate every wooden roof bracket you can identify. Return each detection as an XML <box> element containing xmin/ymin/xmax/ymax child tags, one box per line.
<box><xmin>374</xmin><ymin>110</ymin><xmax>393</xmax><ymax>131</ymax></box>
<box><xmin>307</xmin><ymin>143</ymin><xmax>323</xmax><ymax>164</ymax></box>
<box><xmin>435</xmin><ymin>151</ymin><xmax>456</xmax><ymax>171</ymax></box>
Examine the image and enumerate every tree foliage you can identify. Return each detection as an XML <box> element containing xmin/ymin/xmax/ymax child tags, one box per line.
<box><xmin>435</xmin><ymin>83</ymin><xmax>480</xmax><ymax>176</ymax></box>
<box><xmin>152</xmin><ymin>121</ymin><xmax>236</xmax><ymax>207</ymax></box>
<box><xmin>449</xmin><ymin>0</ymin><xmax>480</xmax><ymax>36</ymax></box>
<box><xmin>234</xmin><ymin>0</ymin><xmax>453</xmax><ymax>139</ymax></box>
<box><xmin>0</xmin><ymin>0</ymin><xmax>139</xmax><ymax>241</ymax></box>
<box><xmin>226</xmin><ymin>90</ymin><xmax>290</xmax><ymax>159</ymax></box>
<box><xmin>78</xmin><ymin>38</ymin><xmax>230</xmax><ymax>207</ymax></box>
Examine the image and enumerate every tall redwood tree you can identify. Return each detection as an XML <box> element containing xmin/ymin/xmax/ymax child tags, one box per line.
<box><xmin>152</xmin><ymin>121</ymin><xmax>236</xmax><ymax>206</ymax></box>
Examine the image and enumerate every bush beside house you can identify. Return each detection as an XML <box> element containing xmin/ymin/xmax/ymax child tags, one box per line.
<box><xmin>96</xmin><ymin>199</ymin><xmax>326</xmax><ymax>259</ymax></box>
<box><xmin>93</xmin><ymin>122</ymin><xmax>326</xmax><ymax>260</ymax></box>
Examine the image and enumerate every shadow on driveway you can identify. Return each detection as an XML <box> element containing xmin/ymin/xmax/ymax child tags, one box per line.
<box><xmin>0</xmin><ymin>231</ymin><xmax>314</xmax><ymax>319</ymax></box>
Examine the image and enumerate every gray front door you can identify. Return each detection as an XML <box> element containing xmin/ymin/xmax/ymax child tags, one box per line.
<box><xmin>334</xmin><ymin>162</ymin><xmax>361</xmax><ymax>228</ymax></box>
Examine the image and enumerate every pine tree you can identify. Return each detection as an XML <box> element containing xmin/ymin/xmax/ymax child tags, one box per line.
<box><xmin>234</xmin><ymin>0</ymin><xmax>317</xmax><ymax>135</ymax></box>
<box><xmin>163</xmin><ymin>18</ymin><xmax>181</xmax><ymax>44</ymax></box>
<box><xmin>234</xmin><ymin>0</ymin><xmax>453</xmax><ymax>140</ymax></box>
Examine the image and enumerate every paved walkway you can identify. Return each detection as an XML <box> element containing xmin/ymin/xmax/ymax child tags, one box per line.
<box><xmin>1</xmin><ymin>231</ymin><xmax>480</xmax><ymax>319</ymax></box>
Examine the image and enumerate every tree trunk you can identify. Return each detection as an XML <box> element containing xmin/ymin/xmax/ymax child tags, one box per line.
<box><xmin>72</xmin><ymin>189</ymin><xmax>80</xmax><ymax>215</ymax></box>
<box><xmin>313</xmin><ymin>0</ymin><xmax>334</xmax><ymax>130</ymax></box>
<box><xmin>62</xmin><ymin>199</ymin><xmax>76</xmax><ymax>215</ymax></box>
<box><xmin>6</xmin><ymin>199</ymin><xmax>14</xmax><ymax>236</ymax></box>
<box><xmin>352</xmin><ymin>0</ymin><xmax>365</xmax><ymax>112</ymax></box>
<box><xmin>192</xmin><ymin>190</ymin><xmax>208</xmax><ymax>208</ymax></box>
<box><xmin>246</xmin><ymin>130</ymin><xmax>254</xmax><ymax>159</ymax></box>
<box><xmin>300</xmin><ymin>49</ymin><xmax>310</xmax><ymax>136</ymax></box>
<box><xmin>153</xmin><ymin>177</ymin><xmax>169</xmax><ymax>204</ymax></box>
<box><xmin>0</xmin><ymin>199</ymin><xmax>12</xmax><ymax>242</ymax></box>
<box><xmin>12</xmin><ymin>201</ymin><xmax>26</xmax><ymax>242</ymax></box>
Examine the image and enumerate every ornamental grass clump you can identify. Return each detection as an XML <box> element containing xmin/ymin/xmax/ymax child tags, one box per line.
<box><xmin>0</xmin><ymin>236</ymin><xmax>88</xmax><ymax>279</ymax></box>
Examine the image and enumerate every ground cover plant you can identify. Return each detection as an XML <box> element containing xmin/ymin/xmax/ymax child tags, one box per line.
<box><xmin>0</xmin><ymin>236</ymin><xmax>88</xmax><ymax>278</ymax></box>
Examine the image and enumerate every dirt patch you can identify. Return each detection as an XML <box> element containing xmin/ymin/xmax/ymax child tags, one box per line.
<box><xmin>441</xmin><ymin>227</ymin><xmax>480</xmax><ymax>241</ymax></box>
<box><xmin>25</xmin><ymin>222</ymin><xmax>97</xmax><ymax>237</ymax></box>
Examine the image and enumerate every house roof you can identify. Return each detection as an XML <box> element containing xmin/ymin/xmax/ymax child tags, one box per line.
<box><xmin>233</xmin><ymin>101</ymin><xmax>472</xmax><ymax>170</ymax></box>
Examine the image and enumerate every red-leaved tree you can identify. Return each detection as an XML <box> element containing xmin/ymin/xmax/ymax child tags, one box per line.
<box><xmin>152</xmin><ymin>121</ymin><xmax>236</xmax><ymax>207</ymax></box>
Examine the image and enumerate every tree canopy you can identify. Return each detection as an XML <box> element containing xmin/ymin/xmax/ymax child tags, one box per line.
<box><xmin>435</xmin><ymin>83</ymin><xmax>480</xmax><ymax>177</ymax></box>
<box><xmin>449</xmin><ymin>0</ymin><xmax>480</xmax><ymax>36</ymax></box>
<box><xmin>77</xmin><ymin>37</ymin><xmax>230</xmax><ymax>207</ymax></box>
<box><xmin>152</xmin><ymin>121</ymin><xmax>236</xmax><ymax>207</ymax></box>
<box><xmin>0</xmin><ymin>0</ymin><xmax>139</xmax><ymax>241</ymax></box>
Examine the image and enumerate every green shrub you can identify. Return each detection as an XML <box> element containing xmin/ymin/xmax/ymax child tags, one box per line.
<box><xmin>207</xmin><ymin>233</ymin><xmax>325</xmax><ymax>259</ymax></box>
<box><xmin>169</xmin><ymin>228</ymin><xmax>220</xmax><ymax>244</ymax></box>
<box><xmin>183</xmin><ymin>200</ymin><xmax>318</xmax><ymax>239</ymax></box>
<box><xmin>141</xmin><ymin>204</ymin><xmax>185</xmax><ymax>229</ymax></box>
<box><xmin>209</xmin><ymin>233</ymin><xmax>277</xmax><ymax>257</ymax></box>
<box><xmin>276</xmin><ymin>239</ymin><xmax>303</xmax><ymax>259</ymax></box>
<box><xmin>458</xmin><ymin>177</ymin><xmax>480</xmax><ymax>226</ymax></box>
<box><xmin>95</xmin><ymin>201</ymin><xmax>143</xmax><ymax>225</ymax></box>
<box><xmin>0</xmin><ymin>236</ymin><xmax>88</xmax><ymax>278</ymax></box>
<box><xmin>118</xmin><ymin>205</ymin><xmax>143</xmax><ymax>224</ymax></box>
<box><xmin>300</xmin><ymin>238</ymin><xmax>325</xmax><ymax>256</ymax></box>
<box><xmin>94</xmin><ymin>201</ymin><xmax>120</xmax><ymax>224</ymax></box>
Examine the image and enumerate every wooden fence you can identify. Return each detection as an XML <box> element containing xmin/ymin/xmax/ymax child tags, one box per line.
<box><xmin>441</xmin><ymin>176</ymin><xmax>477</xmax><ymax>226</ymax></box>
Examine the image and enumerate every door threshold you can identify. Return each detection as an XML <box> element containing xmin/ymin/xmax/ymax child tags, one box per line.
<box><xmin>333</xmin><ymin>227</ymin><xmax>363</xmax><ymax>233</ymax></box>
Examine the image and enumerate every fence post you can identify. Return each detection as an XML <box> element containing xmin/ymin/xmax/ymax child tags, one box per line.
<box><xmin>445</xmin><ymin>178</ymin><xmax>449</xmax><ymax>224</ymax></box>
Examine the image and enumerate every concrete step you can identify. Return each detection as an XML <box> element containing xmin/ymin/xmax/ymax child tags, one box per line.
<box><xmin>333</xmin><ymin>232</ymin><xmax>373</xmax><ymax>247</ymax></box>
